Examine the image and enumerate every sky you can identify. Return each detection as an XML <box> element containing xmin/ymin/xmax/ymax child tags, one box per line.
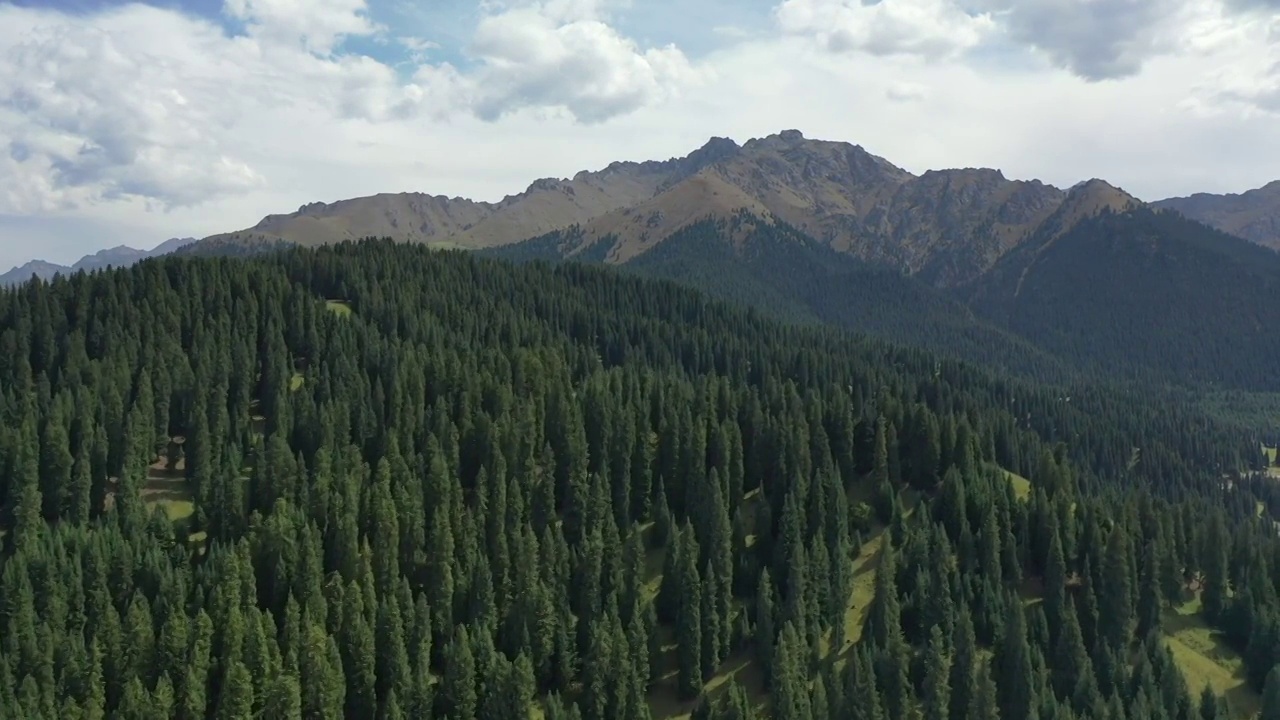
<box><xmin>1</xmin><ymin>0</ymin><xmax>1278</xmax><ymax>271</ymax></box>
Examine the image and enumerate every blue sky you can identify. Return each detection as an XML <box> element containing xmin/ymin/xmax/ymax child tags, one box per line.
<box><xmin>1</xmin><ymin>0</ymin><xmax>1279</xmax><ymax>270</ymax></box>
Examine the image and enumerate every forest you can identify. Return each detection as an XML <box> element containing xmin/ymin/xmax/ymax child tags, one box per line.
<box><xmin>2</xmin><ymin>239</ymin><xmax>1280</xmax><ymax>719</ymax></box>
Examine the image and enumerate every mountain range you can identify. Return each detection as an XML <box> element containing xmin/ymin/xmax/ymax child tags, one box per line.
<box><xmin>186</xmin><ymin>130</ymin><xmax>1155</xmax><ymax>287</ymax></box>
<box><xmin>0</xmin><ymin>237</ymin><xmax>198</xmax><ymax>287</ymax></box>
<box><xmin>9</xmin><ymin>130</ymin><xmax>1280</xmax><ymax>395</ymax></box>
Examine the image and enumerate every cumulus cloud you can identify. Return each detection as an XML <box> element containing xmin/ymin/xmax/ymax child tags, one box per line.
<box><xmin>0</xmin><ymin>0</ymin><xmax>695</xmax><ymax>215</ymax></box>
<box><xmin>224</xmin><ymin>0</ymin><xmax>380</xmax><ymax>54</ymax></box>
<box><xmin>1177</xmin><ymin>8</ymin><xmax>1280</xmax><ymax>115</ymax></box>
<box><xmin>966</xmin><ymin>0</ymin><xmax>1196</xmax><ymax>80</ymax></box>
<box><xmin>461</xmin><ymin>2</ymin><xmax>702</xmax><ymax>123</ymax></box>
<box><xmin>775</xmin><ymin>0</ymin><xmax>996</xmax><ymax>60</ymax></box>
<box><xmin>0</xmin><ymin>5</ymin><xmax>265</xmax><ymax>213</ymax></box>
<box><xmin>1222</xmin><ymin>0</ymin><xmax>1280</xmax><ymax>12</ymax></box>
<box><xmin>777</xmin><ymin>0</ymin><xmax>1278</xmax><ymax>81</ymax></box>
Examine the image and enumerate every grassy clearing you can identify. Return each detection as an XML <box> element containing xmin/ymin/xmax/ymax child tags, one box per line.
<box><xmin>1164</xmin><ymin>596</ymin><xmax>1259</xmax><ymax>718</ymax></box>
<box><xmin>1002</xmin><ymin>468</ymin><xmax>1032</xmax><ymax>500</ymax></box>
<box><xmin>141</xmin><ymin>451</ymin><xmax>195</xmax><ymax>522</ymax></box>
<box><xmin>840</xmin><ymin>533</ymin><xmax>883</xmax><ymax>648</ymax></box>
<box><xmin>290</xmin><ymin>372</ymin><xmax>305</xmax><ymax>392</ymax></box>
<box><xmin>325</xmin><ymin>300</ymin><xmax>353</xmax><ymax>317</ymax></box>
<box><xmin>1264</xmin><ymin>445</ymin><xmax>1279</xmax><ymax>478</ymax></box>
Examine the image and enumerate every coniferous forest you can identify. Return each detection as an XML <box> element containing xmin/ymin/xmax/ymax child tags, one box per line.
<box><xmin>3</xmin><ymin>239</ymin><xmax>1280</xmax><ymax>719</ymax></box>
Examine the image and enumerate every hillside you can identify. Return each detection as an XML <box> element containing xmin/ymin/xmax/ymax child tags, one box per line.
<box><xmin>966</xmin><ymin>205</ymin><xmax>1280</xmax><ymax>390</ymax></box>
<box><xmin>1156</xmin><ymin>181</ymin><xmax>1280</xmax><ymax>250</ymax></box>
<box><xmin>488</xmin><ymin>212</ymin><xmax>1074</xmax><ymax>384</ymax></box>
<box><xmin>493</xmin><ymin>196</ymin><xmax>1280</xmax><ymax>394</ymax></box>
<box><xmin>1</xmin><ymin>239</ymin><xmax>1276</xmax><ymax>720</ymax></box>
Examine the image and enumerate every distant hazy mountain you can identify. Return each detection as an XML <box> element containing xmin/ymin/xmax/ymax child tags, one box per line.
<box><xmin>0</xmin><ymin>237</ymin><xmax>198</xmax><ymax>287</ymax></box>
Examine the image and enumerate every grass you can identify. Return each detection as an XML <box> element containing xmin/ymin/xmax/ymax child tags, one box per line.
<box><xmin>1164</xmin><ymin>595</ymin><xmax>1259</xmax><ymax>717</ymax></box>
<box><xmin>1004</xmin><ymin>469</ymin><xmax>1032</xmax><ymax>500</ymax></box>
<box><xmin>142</xmin><ymin>452</ymin><xmax>196</xmax><ymax>522</ymax></box>
<box><xmin>325</xmin><ymin>300</ymin><xmax>353</xmax><ymax>317</ymax></box>
<box><xmin>290</xmin><ymin>372</ymin><xmax>305</xmax><ymax>391</ymax></box>
<box><xmin>1263</xmin><ymin>445</ymin><xmax>1279</xmax><ymax>478</ymax></box>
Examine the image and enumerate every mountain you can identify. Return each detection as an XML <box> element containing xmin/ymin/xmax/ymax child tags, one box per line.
<box><xmin>495</xmin><ymin>192</ymin><xmax>1280</xmax><ymax>393</ymax></box>
<box><xmin>185</xmin><ymin>130</ymin><xmax>1091</xmax><ymax>286</ymax></box>
<box><xmin>0</xmin><ymin>260</ymin><xmax>72</xmax><ymax>286</ymax></box>
<box><xmin>1155</xmin><ymin>181</ymin><xmax>1280</xmax><ymax>250</ymax></box>
<box><xmin>193</xmin><ymin>136</ymin><xmax>741</xmax><ymax>254</ymax></box>
<box><xmin>0</xmin><ymin>237</ymin><xmax>198</xmax><ymax>286</ymax></box>
<box><xmin>966</xmin><ymin>203</ymin><xmax>1280</xmax><ymax>389</ymax></box>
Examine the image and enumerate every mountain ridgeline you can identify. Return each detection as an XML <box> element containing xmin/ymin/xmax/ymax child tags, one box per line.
<box><xmin>1156</xmin><ymin>181</ymin><xmax>1280</xmax><ymax>251</ymax></box>
<box><xmin>0</xmin><ymin>237</ymin><xmax>198</xmax><ymax>287</ymax></box>
<box><xmin>1</xmin><ymin>240</ymin><xmax>1278</xmax><ymax>720</ymax></box>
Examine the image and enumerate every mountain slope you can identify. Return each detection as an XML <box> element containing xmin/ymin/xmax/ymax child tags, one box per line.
<box><xmin>0</xmin><ymin>237</ymin><xmax>198</xmax><ymax>286</ymax></box>
<box><xmin>489</xmin><ymin>212</ymin><xmax>1074</xmax><ymax>383</ymax></box>
<box><xmin>497</xmin><ymin>196</ymin><xmax>1280</xmax><ymax>393</ymax></box>
<box><xmin>967</xmin><ymin>205</ymin><xmax>1280</xmax><ymax>389</ymax></box>
<box><xmin>1155</xmin><ymin>181</ymin><xmax>1280</xmax><ymax>250</ymax></box>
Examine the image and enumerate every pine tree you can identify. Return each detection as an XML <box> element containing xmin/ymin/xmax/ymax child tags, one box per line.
<box><xmin>218</xmin><ymin>661</ymin><xmax>255</xmax><ymax>720</ymax></box>
<box><xmin>922</xmin><ymin>625</ymin><xmax>952</xmax><ymax>720</ymax></box>
<box><xmin>949</xmin><ymin>611</ymin><xmax>977</xmax><ymax>720</ymax></box>
<box><xmin>755</xmin><ymin>570</ymin><xmax>777</xmax><ymax>689</ymax></box>
<box><xmin>676</xmin><ymin>529</ymin><xmax>704</xmax><ymax>700</ymax></box>
<box><xmin>441</xmin><ymin>626</ymin><xmax>477</xmax><ymax>720</ymax></box>
<box><xmin>1099</xmin><ymin>524</ymin><xmax>1135</xmax><ymax>651</ymax></box>
<box><xmin>995</xmin><ymin>598</ymin><xmax>1034</xmax><ymax>720</ymax></box>
<box><xmin>1262</xmin><ymin>665</ymin><xmax>1280</xmax><ymax>720</ymax></box>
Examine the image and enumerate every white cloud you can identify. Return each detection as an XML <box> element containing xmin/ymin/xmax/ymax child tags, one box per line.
<box><xmin>224</xmin><ymin>0</ymin><xmax>380</xmax><ymax>54</ymax></box>
<box><xmin>0</xmin><ymin>5</ymin><xmax>265</xmax><ymax>213</ymax></box>
<box><xmin>778</xmin><ymin>0</ymin><xmax>1278</xmax><ymax>82</ymax></box>
<box><xmin>885</xmin><ymin>82</ymin><xmax>928</xmax><ymax>102</ymax></box>
<box><xmin>462</xmin><ymin>2</ymin><xmax>702</xmax><ymax>122</ymax></box>
<box><xmin>966</xmin><ymin>0</ymin><xmax>1193</xmax><ymax>80</ymax></box>
<box><xmin>775</xmin><ymin>0</ymin><xmax>996</xmax><ymax>60</ymax></box>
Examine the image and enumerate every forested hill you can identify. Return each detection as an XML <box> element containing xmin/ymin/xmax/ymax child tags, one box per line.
<box><xmin>966</xmin><ymin>206</ymin><xmax>1280</xmax><ymax>391</ymax></box>
<box><xmin>489</xmin><ymin>208</ymin><xmax>1280</xmax><ymax>396</ymax></box>
<box><xmin>0</xmin><ymin>240</ymin><xmax>1277</xmax><ymax>720</ymax></box>
<box><xmin>486</xmin><ymin>215</ymin><xmax>1075</xmax><ymax>385</ymax></box>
